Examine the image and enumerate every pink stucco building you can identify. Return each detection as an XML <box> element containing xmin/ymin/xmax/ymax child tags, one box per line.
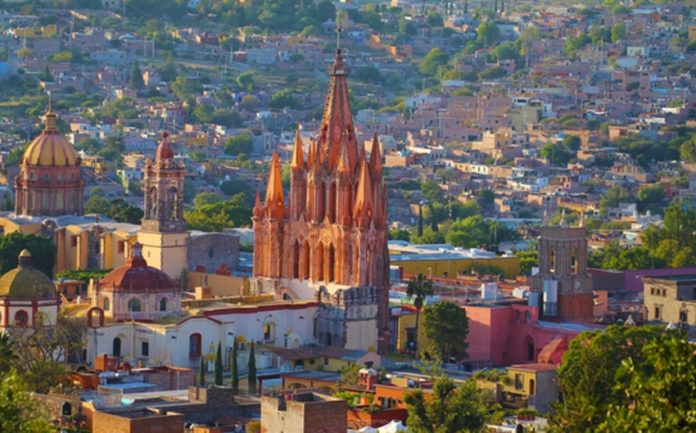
<box><xmin>462</xmin><ymin>302</ymin><xmax>600</xmax><ymax>367</ymax></box>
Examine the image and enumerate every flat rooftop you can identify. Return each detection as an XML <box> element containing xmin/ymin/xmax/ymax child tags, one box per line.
<box><xmin>389</xmin><ymin>241</ymin><xmax>503</xmax><ymax>261</ymax></box>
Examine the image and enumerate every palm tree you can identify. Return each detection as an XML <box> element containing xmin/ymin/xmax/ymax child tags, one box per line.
<box><xmin>406</xmin><ymin>273</ymin><xmax>434</xmax><ymax>358</ymax></box>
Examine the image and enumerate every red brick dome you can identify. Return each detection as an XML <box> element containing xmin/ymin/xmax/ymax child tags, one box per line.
<box><xmin>98</xmin><ymin>243</ymin><xmax>176</xmax><ymax>292</ymax></box>
<box><xmin>155</xmin><ymin>132</ymin><xmax>174</xmax><ymax>161</ymax></box>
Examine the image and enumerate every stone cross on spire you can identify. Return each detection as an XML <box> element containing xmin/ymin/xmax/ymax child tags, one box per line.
<box><xmin>335</xmin><ymin>1</ymin><xmax>342</xmax><ymax>50</ymax></box>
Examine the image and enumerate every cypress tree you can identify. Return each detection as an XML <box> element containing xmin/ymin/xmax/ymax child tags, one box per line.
<box><xmin>247</xmin><ymin>342</ymin><xmax>257</xmax><ymax>394</ymax></box>
<box><xmin>199</xmin><ymin>358</ymin><xmax>206</xmax><ymax>387</ymax></box>
<box><xmin>231</xmin><ymin>340</ymin><xmax>239</xmax><ymax>394</ymax></box>
<box><xmin>417</xmin><ymin>205</ymin><xmax>424</xmax><ymax>236</ymax></box>
<box><xmin>214</xmin><ymin>341</ymin><xmax>223</xmax><ymax>386</ymax></box>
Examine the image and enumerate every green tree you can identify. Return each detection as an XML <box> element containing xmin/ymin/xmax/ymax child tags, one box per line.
<box><xmin>248</xmin><ymin>342</ymin><xmax>257</xmax><ymax>394</ymax></box>
<box><xmin>224</xmin><ymin>132</ymin><xmax>254</xmax><ymax>155</ymax></box>
<box><xmin>193</xmin><ymin>192</ymin><xmax>222</xmax><ymax>207</ymax></box>
<box><xmin>410</xmin><ymin>227</ymin><xmax>445</xmax><ymax>244</ymax></box>
<box><xmin>236</xmin><ymin>71</ymin><xmax>255</xmax><ymax>92</ymax></box>
<box><xmin>184</xmin><ymin>193</ymin><xmax>252</xmax><ymax>231</ymax></box>
<box><xmin>597</xmin><ymin>332</ymin><xmax>696</xmax><ymax>433</ymax></box>
<box><xmin>6</xmin><ymin>313</ymin><xmax>84</xmax><ymax>393</ymax></box>
<box><xmin>0</xmin><ymin>373</ymin><xmax>54</xmax><ymax>433</ymax></box>
<box><xmin>158</xmin><ymin>54</ymin><xmax>178</xmax><ymax>81</ymax></box>
<box><xmin>550</xmin><ymin>325</ymin><xmax>664</xmax><ymax>433</ymax></box>
<box><xmin>446</xmin><ymin>215</ymin><xmax>509</xmax><ymax>249</ymax></box>
<box><xmin>423</xmin><ymin>301</ymin><xmax>468</xmax><ymax>360</ymax></box>
<box><xmin>107</xmin><ymin>198</ymin><xmax>144</xmax><ymax>224</ymax></box>
<box><xmin>128</xmin><ymin>62</ymin><xmax>145</xmax><ymax>90</ymax></box>
<box><xmin>84</xmin><ymin>187</ymin><xmax>110</xmax><ymax>215</ymax></box>
<box><xmin>171</xmin><ymin>75</ymin><xmax>200</xmax><ymax>101</ymax></box>
<box><xmin>476</xmin><ymin>21</ymin><xmax>500</xmax><ymax>47</ymax></box>
<box><xmin>599</xmin><ymin>185</ymin><xmax>632</xmax><ymax>216</ymax></box>
<box><xmin>541</xmin><ymin>142</ymin><xmax>573</xmax><ymax>165</ymax></box>
<box><xmin>420</xmin><ymin>180</ymin><xmax>445</xmax><ymax>202</ymax></box>
<box><xmin>563</xmin><ymin>135</ymin><xmax>582</xmax><ymax>152</ymax></box>
<box><xmin>404</xmin><ymin>377</ymin><xmax>491</xmax><ymax>433</ymax></box>
<box><xmin>0</xmin><ymin>334</ymin><xmax>16</xmax><ymax>373</ymax></box>
<box><xmin>419</xmin><ymin>48</ymin><xmax>449</xmax><ymax>76</ymax></box>
<box><xmin>406</xmin><ymin>274</ymin><xmax>434</xmax><ymax>357</ymax></box>
<box><xmin>338</xmin><ymin>362</ymin><xmax>361</xmax><ymax>387</ymax></box>
<box><xmin>611</xmin><ymin>23</ymin><xmax>626</xmax><ymax>43</ymax></box>
<box><xmin>214</xmin><ymin>341</ymin><xmax>223</xmax><ymax>386</ymax></box>
<box><xmin>636</xmin><ymin>185</ymin><xmax>666</xmax><ymax>214</ymax></box>
<box><xmin>0</xmin><ymin>233</ymin><xmax>56</xmax><ymax>277</ymax></box>
<box><xmin>270</xmin><ymin>89</ymin><xmax>300</xmax><ymax>109</ymax></box>
<box><xmin>199</xmin><ymin>358</ymin><xmax>206</xmax><ymax>387</ymax></box>
<box><xmin>515</xmin><ymin>247</ymin><xmax>538</xmax><ymax>276</ymax></box>
<box><xmin>417</xmin><ymin>204</ymin><xmax>424</xmax><ymax>237</ymax></box>
<box><xmin>679</xmin><ymin>134</ymin><xmax>696</xmax><ymax>163</ymax></box>
<box><xmin>230</xmin><ymin>340</ymin><xmax>239</xmax><ymax>394</ymax></box>
<box><xmin>192</xmin><ymin>104</ymin><xmax>215</xmax><ymax>123</ymax></box>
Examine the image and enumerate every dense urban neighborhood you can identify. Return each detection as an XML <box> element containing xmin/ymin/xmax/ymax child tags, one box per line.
<box><xmin>0</xmin><ymin>1</ymin><xmax>694</xmax><ymax>432</ymax></box>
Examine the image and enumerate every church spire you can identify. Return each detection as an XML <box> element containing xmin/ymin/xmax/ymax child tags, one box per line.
<box><xmin>265</xmin><ymin>152</ymin><xmax>285</xmax><ymax>219</ymax></box>
<box><xmin>253</xmin><ymin>190</ymin><xmax>264</xmax><ymax>219</ymax></box>
<box><xmin>291</xmin><ymin>127</ymin><xmax>304</xmax><ymax>170</ymax></box>
<box><xmin>320</xmin><ymin>49</ymin><xmax>357</xmax><ymax>172</ymax></box>
<box><xmin>354</xmin><ymin>155</ymin><xmax>374</xmax><ymax>228</ymax></box>
<box><xmin>369</xmin><ymin>133</ymin><xmax>382</xmax><ymax>177</ymax></box>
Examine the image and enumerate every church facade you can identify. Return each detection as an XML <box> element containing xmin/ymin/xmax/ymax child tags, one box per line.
<box><xmin>252</xmin><ymin>50</ymin><xmax>390</xmax><ymax>353</ymax></box>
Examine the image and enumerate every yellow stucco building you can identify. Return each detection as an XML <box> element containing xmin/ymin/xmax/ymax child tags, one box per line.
<box><xmin>389</xmin><ymin>241</ymin><xmax>521</xmax><ymax>279</ymax></box>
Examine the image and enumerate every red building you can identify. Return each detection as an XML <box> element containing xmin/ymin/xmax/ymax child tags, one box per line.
<box><xmin>252</xmin><ymin>50</ymin><xmax>390</xmax><ymax>352</ymax></box>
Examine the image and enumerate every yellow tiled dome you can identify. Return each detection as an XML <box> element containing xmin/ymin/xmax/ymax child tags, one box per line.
<box><xmin>22</xmin><ymin>111</ymin><xmax>79</xmax><ymax>167</ymax></box>
<box><xmin>0</xmin><ymin>250</ymin><xmax>57</xmax><ymax>301</ymax></box>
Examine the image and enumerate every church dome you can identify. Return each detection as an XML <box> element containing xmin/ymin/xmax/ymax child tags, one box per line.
<box><xmin>0</xmin><ymin>250</ymin><xmax>58</xmax><ymax>301</ymax></box>
<box><xmin>22</xmin><ymin>111</ymin><xmax>79</xmax><ymax>167</ymax></box>
<box><xmin>155</xmin><ymin>132</ymin><xmax>174</xmax><ymax>161</ymax></box>
<box><xmin>98</xmin><ymin>243</ymin><xmax>176</xmax><ymax>292</ymax></box>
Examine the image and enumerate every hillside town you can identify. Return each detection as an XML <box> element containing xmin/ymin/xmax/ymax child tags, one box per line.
<box><xmin>0</xmin><ymin>1</ymin><xmax>694</xmax><ymax>433</ymax></box>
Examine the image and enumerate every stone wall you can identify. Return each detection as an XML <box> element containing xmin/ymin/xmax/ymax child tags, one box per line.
<box><xmin>188</xmin><ymin>232</ymin><xmax>240</xmax><ymax>273</ymax></box>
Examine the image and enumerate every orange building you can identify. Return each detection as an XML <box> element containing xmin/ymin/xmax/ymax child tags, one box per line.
<box><xmin>252</xmin><ymin>50</ymin><xmax>390</xmax><ymax>353</ymax></box>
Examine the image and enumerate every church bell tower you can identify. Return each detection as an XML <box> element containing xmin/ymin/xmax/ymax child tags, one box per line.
<box><xmin>137</xmin><ymin>133</ymin><xmax>188</xmax><ymax>279</ymax></box>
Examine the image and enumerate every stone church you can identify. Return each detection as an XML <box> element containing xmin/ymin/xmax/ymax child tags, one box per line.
<box><xmin>252</xmin><ymin>50</ymin><xmax>390</xmax><ymax>353</ymax></box>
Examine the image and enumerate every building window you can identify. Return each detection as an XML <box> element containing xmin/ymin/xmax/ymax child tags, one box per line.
<box><xmin>515</xmin><ymin>373</ymin><xmax>523</xmax><ymax>390</ymax></box>
<box><xmin>14</xmin><ymin>310</ymin><xmax>28</xmax><ymax>327</ymax></box>
<box><xmin>529</xmin><ymin>378</ymin><xmax>536</xmax><ymax>396</ymax></box>
<box><xmin>117</xmin><ymin>241</ymin><xmax>125</xmax><ymax>253</ymax></box>
<box><xmin>549</xmin><ymin>249</ymin><xmax>556</xmax><ymax>274</ymax></box>
<box><xmin>159</xmin><ymin>297</ymin><xmax>167</xmax><ymax>312</ymax></box>
<box><xmin>71</xmin><ymin>236</ymin><xmax>78</xmax><ymax>247</ymax></box>
<box><xmin>103</xmin><ymin>297</ymin><xmax>110</xmax><ymax>312</ymax></box>
<box><xmin>189</xmin><ymin>333</ymin><xmax>202</xmax><ymax>358</ymax></box>
<box><xmin>263</xmin><ymin>322</ymin><xmax>275</xmax><ymax>342</ymax></box>
<box><xmin>654</xmin><ymin>305</ymin><xmax>662</xmax><ymax>321</ymax></box>
<box><xmin>113</xmin><ymin>337</ymin><xmax>122</xmax><ymax>357</ymax></box>
<box><xmin>128</xmin><ymin>298</ymin><xmax>141</xmax><ymax>312</ymax></box>
<box><xmin>141</xmin><ymin>341</ymin><xmax>149</xmax><ymax>357</ymax></box>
